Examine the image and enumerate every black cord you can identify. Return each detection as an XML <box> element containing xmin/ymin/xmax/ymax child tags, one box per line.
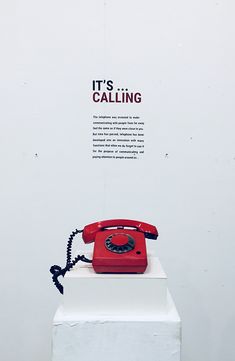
<box><xmin>50</xmin><ymin>228</ymin><xmax>92</xmax><ymax>294</ymax></box>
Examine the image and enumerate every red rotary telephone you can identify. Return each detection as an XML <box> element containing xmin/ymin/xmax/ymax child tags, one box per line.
<box><xmin>50</xmin><ymin>219</ymin><xmax>158</xmax><ymax>293</ymax></box>
<box><xmin>83</xmin><ymin>219</ymin><xmax>158</xmax><ymax>273</ymax></box>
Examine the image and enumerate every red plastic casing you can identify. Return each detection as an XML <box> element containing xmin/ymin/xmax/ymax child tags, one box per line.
<box><xmin>92</xmin><ymin>229</ymin><xmax>148</xmax><ymax>273</ymax></box>
<box><xmin>82</xmin><ymin>219</ymin><xmax>158</xmax><ymax>274</ymax></box>
<box><xmin>82</xmin><ymin>219</ymin><xmax>158</xmax><ymax>243</ymax></box>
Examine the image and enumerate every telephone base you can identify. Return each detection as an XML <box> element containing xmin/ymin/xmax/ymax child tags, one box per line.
<box><xmin>93</xmin><ymin>265</ymin><xmax>147</xmax><ymax>273</ymax></box>
<box><xmin>92</xmin><ymin>228</ymin><xmax>148</xmax><ymax>273</ymax></box>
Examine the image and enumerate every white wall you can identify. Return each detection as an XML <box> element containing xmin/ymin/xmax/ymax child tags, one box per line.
<box><xmin>0</xmin><ymin>1</ymin><xmax>235</xmax><ymax>361</ymax></box>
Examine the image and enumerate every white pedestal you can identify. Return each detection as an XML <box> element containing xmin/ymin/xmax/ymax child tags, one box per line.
<box><xmin>63</xmin><ymin>256</ymin><xmax>167</xmax><ymax>316</ymax></box>
<box><xmin>52</xmin><ymin>258</ymin><xmax>181</xmax><ymax>361</ymax></box>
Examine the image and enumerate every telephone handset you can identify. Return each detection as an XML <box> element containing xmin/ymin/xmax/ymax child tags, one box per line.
<box><xmin>83</xmin><ymin>219</ymin><xmax>158</xmax><ymax>243</ymax></box>
<box><xmin>50</xmin><ymin>219</ymin><xmax>158</xmax><ymax>294</ymax></box>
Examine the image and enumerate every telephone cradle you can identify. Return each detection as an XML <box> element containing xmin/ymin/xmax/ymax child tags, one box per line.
<box><xmin>50</xmin><ymin>219</ymin><xmax>158</xmax><ymax>294</ymax></box>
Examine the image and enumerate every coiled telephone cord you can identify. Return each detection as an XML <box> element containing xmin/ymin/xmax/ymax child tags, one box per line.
<box><xmin>50</xmin><ymin>228</ymin><xmax>92</xmax><ymax>294</ymax></box>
